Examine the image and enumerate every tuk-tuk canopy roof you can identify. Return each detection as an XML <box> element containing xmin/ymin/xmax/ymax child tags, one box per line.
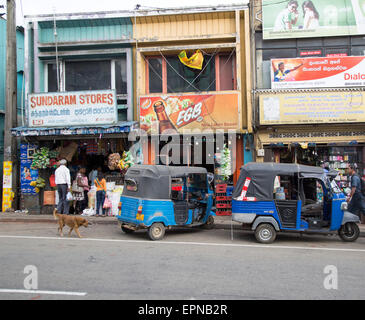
<box><xmin>123</xmin><ymin>165</ymin><xmax>208</xmax><ymax>199</ymax></box>
<box><xmin>241</xmin><ymin>162</ymin><xmax>325</xmax><ymax>175</ymax></box>
<box><xmin>126</xmin><ymin>165</ymin><xmax>207</xmax><ymax>178</ymax></box>
<box><xmin>232</xmin><ymin>162</ymin><xmax>329</xmax><ymax>201</ymax></box>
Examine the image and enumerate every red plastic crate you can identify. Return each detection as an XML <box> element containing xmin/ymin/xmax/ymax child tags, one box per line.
<box><xmin>216</xmin><ymin>211</ymin><xmax>232</xmax><ymax>216</ymax></box>
<box><xmin>215</xmin><ymin>184</ymin><xmax>227</xmax><ymax>193</ymax></box>
<box><xmin>216</xmin><ymin>196</ymin><xmax>228</xmax><ymax>201</ymax></box>
<box><xmin>216</xmin><ymin>203</ymin><xmax>231</xmax><ymax>209</ymax></box>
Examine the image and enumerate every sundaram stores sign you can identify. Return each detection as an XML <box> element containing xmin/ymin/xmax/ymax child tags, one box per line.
<box><xmin>28</xmin><ymin>90</ymin><xmax>118</xmax><ymax>127</ymax></box>
<box><xmin>271</xmin><ymin>56</ymin><xmax>365</xmax><ymax>89</ymax></box>
<box><xmin>139</xmin><ymin>93</ymin><xmax>240</xmax><ymax>134</ymax></box>
<box><xmin>259</xmin><ymin>91</ymin><xmax>365</xmax><ymax>125</ymax></box>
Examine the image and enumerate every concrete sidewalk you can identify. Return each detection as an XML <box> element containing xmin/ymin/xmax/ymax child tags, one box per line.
<box><xmin>1</xmin><ymin>211</ymin><xmax>365</xmax><ymax>237</ymax></box>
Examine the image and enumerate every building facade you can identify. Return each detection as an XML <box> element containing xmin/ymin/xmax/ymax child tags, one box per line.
<box><xmin>133</xmin><ymin>4</ymin><xmax>253</xmax><ymax>187</ymax></box>
<box><xmin>251</xmin><ymin>0</ymin><xmax>365</xmax><ymax>194</ymax></box>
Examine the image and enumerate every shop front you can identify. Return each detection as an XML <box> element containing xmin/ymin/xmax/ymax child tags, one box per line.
<box><xmin>256</xmin><ymin>89</ymin><xmax>365</xmax><ymax>195</ymax></box>
<box><xmin>133</xmin><ymin>5</ymin><xmax>253</xmax><ymax>215</ymax></box>
<box><xmin>11</xmin><ymin>90</ymin><xmax>138</xmax><ymax>214</ymax></box>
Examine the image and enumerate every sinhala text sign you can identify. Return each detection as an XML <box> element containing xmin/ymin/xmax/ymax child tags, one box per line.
<box><xmin>260</xmin><ymin>91</ymin><xmax>365</xmax><ymax>125</ymax></box>
<box><xmin>262</xmin><ymin>0</ymin><xmax>365</xmax><ymax>40</ymax></box>
<box><xmin>271</xmin><ymin>56</ymin><xmax>365</xmax><ymax>89</ymax></box>
<box><xmin>28</xmin><ymin>90</ymin><xmax>117</xmax><ymax>127</ymax></box>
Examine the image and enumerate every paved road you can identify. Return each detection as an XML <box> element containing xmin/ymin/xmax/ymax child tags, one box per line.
<box><xmin>0</xmin><ymin>221</ymin><xmax>365</xmax><ymax>300</ymax></box>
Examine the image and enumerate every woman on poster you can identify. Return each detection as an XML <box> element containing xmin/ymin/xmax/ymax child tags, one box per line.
<box><xmin>302</xmin><ymin>0</ymin><xmax>320</xmax><ymax>29</ymax></box>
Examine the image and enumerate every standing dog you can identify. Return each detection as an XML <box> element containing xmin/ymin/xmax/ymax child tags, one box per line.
<box><xmin>53</xmin><ymin>208</ymin><xmax>90</xmax><ymax>238</ymax></box>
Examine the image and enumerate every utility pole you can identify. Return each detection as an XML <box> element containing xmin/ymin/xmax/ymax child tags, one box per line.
<box><xmin>3</xmin><ymin>0</ymin><xmax>18</xmax><ymax>211</ymax></box>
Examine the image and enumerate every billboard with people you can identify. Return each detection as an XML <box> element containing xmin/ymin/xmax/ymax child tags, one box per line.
<box><xmin>271</xmin><ymin>56</ymin><xmax>365</xmax><ymax>89</ymax></box>
<box><xmin>262</xmin><ymin>0</ymin><xmax>365</xmax><ymax>39</ymax></box>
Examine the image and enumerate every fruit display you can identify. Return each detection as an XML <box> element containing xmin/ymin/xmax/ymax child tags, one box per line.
<box><xmin>118</xmin><ymin>151</ymin><xmax>134</xmax><ymax>170</ymax></box>
<box><xmin>31</xmin><ymin>147</ymin><xmax>59</xmax><ymax>169</ymax></box>
<box><xmin>30</xmin><ymin>177</ymin><xmax>46</xmax><ymax>193</ymax></box>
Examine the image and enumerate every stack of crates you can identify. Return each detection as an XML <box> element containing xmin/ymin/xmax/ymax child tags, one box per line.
<box><xmin>215</xmin><ymin>183</ymin><xmax>232</xmax><ymax>216</ymax></box>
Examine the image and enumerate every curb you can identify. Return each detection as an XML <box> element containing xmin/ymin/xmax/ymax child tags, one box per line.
<box><xmin>1</xmin><ymin>217</ymin><xmax>365</xmax><ymax>237</ymax></box>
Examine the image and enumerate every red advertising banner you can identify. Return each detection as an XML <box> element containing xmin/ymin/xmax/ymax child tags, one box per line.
<box><xmin>139</xmin><ymin>93</ymin><xmax>239</xmax><ymax>134</ymax></box>
<box><xmin>271</xmin><ymin>56</ymin><xmax>365</xmax><ymax>89</ymax></box>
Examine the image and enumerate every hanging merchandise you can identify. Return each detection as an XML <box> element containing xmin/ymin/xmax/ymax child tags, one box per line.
<box><xmin>118</xmin><ymin>151</ymin><xmax>134</xmax><ymax>171</ymax></box>
<box><xmin>221</xmin><ymin>144</ymin><xmax>232</xmax><ymax>181</ymax></box>
<box><xmin>31</xmin><ymin>147</ymin><xmax>59</xmax><ymax>170</ymax></box>
<box><xmin>30</xmin><ymin>177</ymin><xmax>46</xmax><ymax>193</ymax></box>
<box><xmin>108</xmin><ymin>153</ymin><xmax>121</xmax><ymax>170</ymax></box>
<box><xmin>178</xmin><ymin>50</ymin><xmax>204</xmax><ymax>70</ymax></box>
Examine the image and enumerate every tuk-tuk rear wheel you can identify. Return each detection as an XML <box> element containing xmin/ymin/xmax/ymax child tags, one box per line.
<box><xmin>148</xmin><ymin>223</ymin><xmax>165</xmax><ymax>241</ymax></box>
<box><xmin>338</xmin><ymin>222</ymin><xmax>360</xmax><ymax>242</ymax></box>
<box><xmin>255</xmin><ymin>223</ymin><xmax>276</xmax><ymax>244</ymax></box>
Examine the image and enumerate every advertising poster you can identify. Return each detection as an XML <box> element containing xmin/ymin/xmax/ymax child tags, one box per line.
<box><xmin>20</xmin><ymin>159</ymin><xmax>39</xmax><ymax>195</ymax></box>
<box><xmin>139</xmin><ymin>93</ymin><xmax>239</xmax><ymax>134</ymax></box>
<box><xmin>28</xmin><ymin>90</ymin><xmax>117</xmax><ymax>127</ymax></box>
<box><xmin>262</xmin><ymin>0</ymin><xmax>365</xmax><ymax>39</ymax></box>
<box><xmin>271</xmin><ymin>56</ymin><xmax>365</xmax><ymax>89</ymax></box>
<box><xmin>20</xmin><ymin>144</ymin><xmax>39</xmax><ymax>195</ymax></box>
<box><xmin>259</xmin><ymin>91</ymin><xmax>365</xmax><ymax>125</ymax></box>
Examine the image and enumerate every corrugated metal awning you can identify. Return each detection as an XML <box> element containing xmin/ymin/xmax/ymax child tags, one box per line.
<box><xmin>11</xmin><ymin>121</ymin><xmax>138</xmax><ymax>137</ymax></box>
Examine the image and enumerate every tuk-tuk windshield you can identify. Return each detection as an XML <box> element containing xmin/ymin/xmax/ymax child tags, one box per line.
<box><xmin>188</xmin><ymin>174</ymin><xmax>207</xmax><ymax>190</ymax></box>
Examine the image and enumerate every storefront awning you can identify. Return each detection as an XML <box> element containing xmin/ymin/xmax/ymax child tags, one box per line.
<box><xmin>11</xmin><ymin>121</ymin><xmax>138</xmax><ymax>137</ymax></box>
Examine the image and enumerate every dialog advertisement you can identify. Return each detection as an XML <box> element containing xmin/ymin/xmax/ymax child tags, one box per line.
<box><xmin>271</xmin><ymin>56</ymin><xmax>365</xmax><ymax>89</ymax></box>
<box><xmin>28</xmin><ymin>90</ymin><xmax>117</xmax><ymax>127</ymax></box>
<box><xmin>139</xmin><ymin>93</ymin><xmax>240</xmax><ymax>134</ymax></box>
<box><xmin>259</xmin><ymin>91</ymin><xmax>365</xmax><ymax>125</ymax></box>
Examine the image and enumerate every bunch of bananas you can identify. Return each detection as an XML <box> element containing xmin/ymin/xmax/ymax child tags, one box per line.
<box><xmin>118</xmin><ymin>151</ymin><xmax>134</xmax><ymax>170</ymax></box>
<box><xmin>30</xmin><ymin>177</ymin><xmax>46</xmax><ymax>193</ymax></box>
<box><xmin>31</xmin><ymin>148</ymin><xmax>51</xmax><ymax>169</ymax></box>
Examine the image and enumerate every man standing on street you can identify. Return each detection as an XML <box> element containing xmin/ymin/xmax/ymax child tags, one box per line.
<box><xmin>55</xmin><ymin>159</ymin><xmax>71</xmax><ymax>214</ymax></box>
<box><xmin>347</xmin><ymin>164</ymin><xmax>365</xmax><ymax>218</ymax></box>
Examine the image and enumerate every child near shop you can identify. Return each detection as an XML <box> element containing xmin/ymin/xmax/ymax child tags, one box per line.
<box><xmin>94</xmin><ymin>172</ymin><xmax>107</xmax><ymax>217</ymax></box>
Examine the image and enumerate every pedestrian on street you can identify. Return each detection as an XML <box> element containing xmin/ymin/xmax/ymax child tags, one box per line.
<box><xmin>55</xmin><ymin>159</ymin><xmax>71</xmax><ymax>214</ymax></box>
<box><xmin>347</xmin><ymin>164</ymin><xmax>365</xmax><ymax>218</ymax></box>
<box><xmin>94</xmin><ymin>171</ymin><xmax>107</xmax><ymax>217</ymax></box>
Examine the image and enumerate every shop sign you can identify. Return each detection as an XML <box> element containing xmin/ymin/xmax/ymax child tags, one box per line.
<box><xmin>262</xmin><ymin>0</ymin><xmax>365</xmax><ymax>40</ymax></box>
<box><xmin>271</xmin><ymin>56</ymin><xmax>365</xmax><ymax>89</ymax></box>
<box><xmin>259</xmin><ymin>91</ymin><xmax>365</xmax><ymax>125</ymax></box>
<box><xmin>139</xmin><ymin>93</ymin><xmax>239</xmax><ymax>134</ymax></box>
<box><xmin>28</xmin><ymin>90</ymin><xmax>117</xmax><ymax>127</ymax></box>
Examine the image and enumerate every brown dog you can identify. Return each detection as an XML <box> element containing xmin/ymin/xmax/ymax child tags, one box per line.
<box><xmin>53</xmin><ymin>208</ymin><xmax>90</xmax><ymax>238</ymax></box>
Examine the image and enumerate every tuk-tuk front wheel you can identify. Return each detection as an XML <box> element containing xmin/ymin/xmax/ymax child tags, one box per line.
<box><xmin>338</xmin><ymin>222</ymin><xmax>360</xmax><ymax>242</ymax></box>
<box><xmin>148</xmin><ymin>223</ymin><xmax>165</xmax><ymax>241</ymax></box>
<box><xmin>255</xmin><ymin>223</ymin><xmax>276</xmax><ymax>244</ymax></box>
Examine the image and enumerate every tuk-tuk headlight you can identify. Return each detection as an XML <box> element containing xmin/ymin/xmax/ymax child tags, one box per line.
<box><xmin>341</xmin><ymin>202</ymin><xmax>348</xmax><ymax>211</ymax></box>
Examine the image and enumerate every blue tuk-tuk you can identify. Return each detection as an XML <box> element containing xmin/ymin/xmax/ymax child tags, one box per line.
<box><xmin>117</xmin><ymin>165</ymin><xmax>215</xmax><ymax>240</ymax></box>
<box><xmin>232</xmin><ymin>162</ymin><xmax>360</xmax><ymax>244</ymax></box>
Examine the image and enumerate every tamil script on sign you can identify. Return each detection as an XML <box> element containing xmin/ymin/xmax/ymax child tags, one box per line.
<box><xmin>28</xmin><ymin>90</ymin><xmax>118</xmax><ymax>127</ymax></box>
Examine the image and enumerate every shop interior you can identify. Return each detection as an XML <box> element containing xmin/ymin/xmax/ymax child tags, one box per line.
<box><xmin>271</xmin><ymin>144</ymin><xmax>365</xmax><ymax>195</ymax></box>
<box><xmin>22</xmin><ymin>136</ymin><xmax>137</xmax><ymax>215</ymax></box>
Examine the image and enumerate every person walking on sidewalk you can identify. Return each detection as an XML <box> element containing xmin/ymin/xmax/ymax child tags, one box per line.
<box><xmin>94</xmin><ymin>172</ymin><xmax>107</xmax><ymax>217</ymax></box>
<box><xmin>347</xmin><ymin>164</ymin><xmax>365</xmax><ymax>219</ymax></box>
<box><xmin>55</xmin><ymin>159</ymin><xmax>71</xmax><ymax>214</ymax></box>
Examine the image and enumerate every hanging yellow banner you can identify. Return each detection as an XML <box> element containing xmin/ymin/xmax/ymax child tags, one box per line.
<box><xmin>2</xmin><ymin>161</ymin><xmax>14</xmax><ymax>212</ymax></box>
<box><xmin>178</xmin><ymin>50</ymin><xmax>204</xmax><ymax>70</ymax></box>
